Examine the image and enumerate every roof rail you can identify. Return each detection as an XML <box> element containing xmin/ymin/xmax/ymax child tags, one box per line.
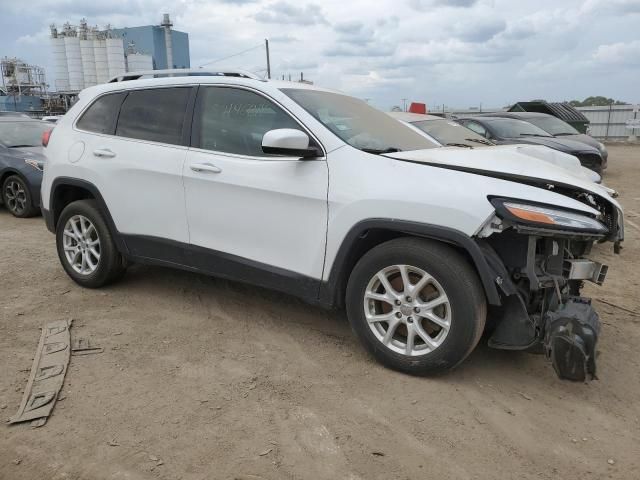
<box><xmin>107</xmin><ymin>68</ymin><xmax>263</xmax><ymax>83</ymax></box>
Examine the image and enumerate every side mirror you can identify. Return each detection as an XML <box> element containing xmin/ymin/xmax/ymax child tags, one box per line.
<box><xmin>262</xmin><ymin>129</ymin><xmax>320</xmax><ymax>158</ymax></box>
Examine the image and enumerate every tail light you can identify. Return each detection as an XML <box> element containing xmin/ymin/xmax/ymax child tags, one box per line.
<box><xmin>42</xmin><ymin>128</ymin><xmax>53</xmax><ymax>147</ymax></box>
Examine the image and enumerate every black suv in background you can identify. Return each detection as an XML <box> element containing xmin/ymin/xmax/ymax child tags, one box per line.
<box><xmin>477</xmin><ymin>111</ymin><xmax>608</xmax><ymax>168</ymax></box>
<box><xmin>456</xmin><ymin>116</ymin><xmax>606</xmax><ymax>174</ymax></box>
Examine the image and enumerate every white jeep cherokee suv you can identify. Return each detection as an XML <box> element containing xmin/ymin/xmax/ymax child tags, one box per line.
<box><xmin>42</xmin><ymin>70</ymin><xmax>624</xmax><ymax>381</ymax></box>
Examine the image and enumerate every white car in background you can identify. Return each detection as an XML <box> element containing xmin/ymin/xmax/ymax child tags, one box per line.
<box><xmin>42</xmin><ymin>69</ymin><xmax>623</xmax><ymax>381</ymax></box>
<box><xmin>389</xmin><ymin>112</ymin><xmax>602</xmax><ymax>184</ymax></box>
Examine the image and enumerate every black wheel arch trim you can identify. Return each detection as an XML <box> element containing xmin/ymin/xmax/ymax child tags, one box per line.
<box><xmin>319</xmin><ymin>219</ymin><xmax>502</xmax><ymax>308</ymax></box>
<box><xmin>48</xmin><ymin>177</ymin><xmax>129</xmax><ymax>254</ymax></box>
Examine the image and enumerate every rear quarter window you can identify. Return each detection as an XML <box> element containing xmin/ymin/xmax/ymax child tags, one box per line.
<box><xmin>76</xmin><ymin>92</ymin><xmax>126</xmax><ymax>134</ymax></box>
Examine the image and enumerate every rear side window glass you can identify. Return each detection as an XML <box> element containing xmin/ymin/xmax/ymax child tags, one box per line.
<box><xmin>76</xmin><ymin>92</ymin><xmax>125</xmax><ymax>134</ymax></box>
<box><xmin>115</xmin><ymin>88</ymin><xmax>190</xmax><ymax>145</ymax></box>
<box><xmin>466</xmin><ymin>121</ymin><xmax>487</xmax><ymax>137</ymax></box>
<box><xmin>195</xmin><ymin>87</ymin><xmax>302</xmax><ymax>156</ymax></box>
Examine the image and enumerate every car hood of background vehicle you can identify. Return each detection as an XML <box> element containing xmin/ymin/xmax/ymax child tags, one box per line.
<box><xmin>502</xmin><ymin>135</ymin><xmax>598</xmax><ymax>154</ymax></box>
<box><xmin>383</xmin><ymin>146</ymin><xmax>619</xmax><ymax>208</ymax></box>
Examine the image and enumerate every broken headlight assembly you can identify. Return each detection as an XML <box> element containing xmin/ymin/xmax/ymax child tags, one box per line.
<box><xmin>490</xmin><ymin>198</ymin><xmax>608</xmax><ymax>236</ymax></box>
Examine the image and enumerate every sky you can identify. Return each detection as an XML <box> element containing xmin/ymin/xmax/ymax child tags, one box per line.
<box><xmin>1</xmin><ymin>0</ymin><xmax>639</xmax><ymax>110</ymax></box>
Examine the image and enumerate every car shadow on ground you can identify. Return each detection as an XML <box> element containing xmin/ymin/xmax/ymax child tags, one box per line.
<box><xmin>107</xmin><ymin>262</ymin><xmax>551</xmax><ymax>383</ymax></box>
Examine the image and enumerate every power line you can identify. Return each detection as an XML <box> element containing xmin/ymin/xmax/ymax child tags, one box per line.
<box><xmin>199</xmin><ymin>44</ymin><xmax>264</xmax><ymax>68</ymax></box>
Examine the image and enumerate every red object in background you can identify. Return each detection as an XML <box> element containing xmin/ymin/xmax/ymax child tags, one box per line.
<box><xmin>408</xmin><ymin>102</ymin><xmax>427</xmax><ymax>114</ymax></box>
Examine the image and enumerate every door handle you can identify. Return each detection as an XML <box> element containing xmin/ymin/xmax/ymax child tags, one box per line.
<box><xmin>190</xmin><ymin>163</ymin><xmax>222</xmax><ymax>174</ymax></box>
<box><xmin>93</xmin><ymin>148</ymin><xmax>116</xmax><ymax>158</ymax></box>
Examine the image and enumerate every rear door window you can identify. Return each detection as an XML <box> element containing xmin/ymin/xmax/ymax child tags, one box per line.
<box><xmin>76</xmin><ymin>92</ymin><xmax>126</xmax><ymax>135</ymax></box>
<box><xmin>115</xmin><ymin>88</ymin><xmax>191</xmax><ymax>145</ymax></box>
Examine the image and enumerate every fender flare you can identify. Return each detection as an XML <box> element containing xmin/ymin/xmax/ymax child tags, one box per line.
<box><xmin>319</xmin><ymin>219</ymin><xmax>502</xmax><ymax>308</ymax></box>
<box><xmin>48</xmin><ymin>177</ymin><xmax>128</xmax><ymax>254</ymax></box>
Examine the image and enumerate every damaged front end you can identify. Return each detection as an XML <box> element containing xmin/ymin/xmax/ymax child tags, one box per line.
<box><xmin>477</xmin><ymin>193</ymin><xmax>623</xmax><ymax>381</ymax></box>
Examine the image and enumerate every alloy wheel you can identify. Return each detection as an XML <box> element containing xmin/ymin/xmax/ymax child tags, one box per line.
<box><xmin>62</xmin><ymin>215</ymin><xmax>101</xmax><ymax>275</ymax></box>
<box><xmin>4</xmin><ymin>180</ymin><xmax>27</xmax><ymax>215</ymax></box>
<box><xmin>363</xmin><ymin>264</ymin><xmax>452</xmax><ymax>356</ymax></box>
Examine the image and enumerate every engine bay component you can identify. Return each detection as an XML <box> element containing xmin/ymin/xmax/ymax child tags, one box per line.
<box><xmin>564</xmin><ymin>259</ymin><xmax>608</xmax><ymax>285</ymax></box>
<box><xmin>9</xmin><ymin>319</ymin><xmax>72</xmax><ymax>427</ymax></box>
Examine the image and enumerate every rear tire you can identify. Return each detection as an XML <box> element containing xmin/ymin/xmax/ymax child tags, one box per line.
<box><xmin>56</xmin><ymin>199</ymin><xmax>126</xmax><ymax>288</ymax></box>
<box><xmin>346</xmin><ymin>237</ymin><xmax>486</xmax><ymax>375</ymax></box>
<box><xmin>2</xmin><ymin>175</ymin><xmax>38</xmax><ymax>218</ymax></box>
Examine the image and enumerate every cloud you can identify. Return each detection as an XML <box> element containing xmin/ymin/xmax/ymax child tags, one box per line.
<box><xmin>409</xmin><ymin>0</ymin><xmax>478</xmax><ymax>10</ymax></box>
<box><xmin>452</xmin><ymin>17</ymin><xmax>506</xmax><ymax>42</ymax></box>
<box><xmin>592</xmin><ymin>40</ymin><xmax>640</xmax><ymax>66</ymax></box>
<box><xmin>254</xmin><ymin>1</ymin><xmax>328</xmax><ymax>25</ymax></box>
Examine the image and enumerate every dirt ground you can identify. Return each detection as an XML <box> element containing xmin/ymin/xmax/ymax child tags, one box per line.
<box><xmin>1</xmin><ymin>145</ymin><xmax>639</xmax><ymax>480</ymax></box>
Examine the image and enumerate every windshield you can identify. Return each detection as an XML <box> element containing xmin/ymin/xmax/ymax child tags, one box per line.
<box><xmin>411</xmin><ymin>119</ymin><xmax>492</xmax><ymax>146</ymax></box>
<box><xmin>487</xmin><ymin>118</ymin><xmax>552</xmax><ymax>138</ymax></box>
<box><xmin>281</xmin><ymin>89</ymin><xmax>436</xmax><ymax>153</ymax></box>
<box><xmin>0</xmin><ymin>121</ymin><xmax>49</xmax><ymax>147</ymax></box>
<box><xmin>525</xmin><ymin>116</ymin><xmax>579</xmax><ymax>136</ymax></box>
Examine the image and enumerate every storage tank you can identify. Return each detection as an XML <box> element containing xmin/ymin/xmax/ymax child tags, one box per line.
<box><xmin>93</xmin><ymin>38</ymin><xmax>109</xmax><ymax>84</ymax></box>
<box><xmin>80</xmin><ymin>39</ymin><xmax>97</xmax><ymax>87</ymax></box>
<box><xmin>50</xmin><ymin>33</ymin><xmax>70</xmax><ymax>91</ymax></box>
<box><xmin>106</xmin><ymin>37</ymin><xmax>126</xmax><ymax>78</ymax></box>
<box><xmin>64</xmin><ymin>35</ymin><xmax>84</xmax><ymax>91</ymax></box>
<box><xmin>126</xmin><ymin>53</ymin><xmax>153</xmax><ymax>72</ymax></box>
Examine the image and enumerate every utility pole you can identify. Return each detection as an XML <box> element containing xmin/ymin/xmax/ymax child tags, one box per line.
<box><xmin>265</xmin><ymin>39</ymin><xmax>271</xmax><ymax>79</ymax></box>
<box><xmin>401</xmin><ymin>98</ymin><xmax>407</xmax><ymax>112</ymax></box>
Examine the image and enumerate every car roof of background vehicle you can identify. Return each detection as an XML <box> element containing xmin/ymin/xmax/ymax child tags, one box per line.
<box><xmin>478</xmin><ymin>112</ymin><xmax>555</xmax><ymax>119</ymax></box>
<box><xmin>388</xmin><ymin>112</ymin><xmax>449</xmax><ymax>122</ymax></box>
<box><xmin>0</xmin><ymin>116</ymin><xmax>48</xmax><ymax>124</ymax></box>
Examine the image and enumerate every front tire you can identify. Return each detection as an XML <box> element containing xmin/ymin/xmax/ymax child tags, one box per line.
<box><xmin>2</xmin><ymin>175</ymin><xmax>38</xmax><ymax>218</ymax></box>
<box><xmin>346</xmin><ymin>237</ymin><xmax>486</xmax><ymax>375</ymax></box>
<box><xmin>56</xmin><ymin>200</ymin><xmax>126</xmax><ymax>288</ymax></box>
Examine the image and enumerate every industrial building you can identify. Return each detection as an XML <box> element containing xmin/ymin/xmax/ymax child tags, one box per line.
<box><xmin>0</xmin><ymin>57</ymin><xmax>48</xmax><ymax>113</ymax></box>
<box><xmin>50</xmin><ymin>14</ymin><xmax>190</xmax><ymax>93</ymax></box>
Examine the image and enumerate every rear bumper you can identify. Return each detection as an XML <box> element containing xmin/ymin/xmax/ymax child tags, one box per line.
<box><xmin>42</xmin><ymin>207</ymin><xmax>55</xmax><ymax>233</ymax></box>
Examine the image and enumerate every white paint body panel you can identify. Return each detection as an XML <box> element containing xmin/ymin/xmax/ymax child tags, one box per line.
<box><xmin>42</xmin><ymin>75</ymin><xmax>621</xmax><ymax>285</ymax></box>
<box><xmin>183</xmin><ymin>150</ymin><xmax>328</xmax><ymax>278</ymax></box>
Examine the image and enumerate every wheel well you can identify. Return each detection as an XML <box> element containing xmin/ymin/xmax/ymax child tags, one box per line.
<box><xmin>51</xmin><ymin>184</ymin><xmax>95</xmax><ymax>228</ymax></box>
<box><xmin>327</xmin><ymin>228</ymin><xmax>490</xmax><ymax>309</ymax></box>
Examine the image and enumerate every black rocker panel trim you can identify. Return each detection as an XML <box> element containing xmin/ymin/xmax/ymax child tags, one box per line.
<box><xmin>122</xmin><ymin>234</ymin><xmax>321</xmax><ymax>303</ymax></box>
<box><xmin>319</xmin><ymin>219</ymin><xmax>502</xmax><ymax>308</ymax></box>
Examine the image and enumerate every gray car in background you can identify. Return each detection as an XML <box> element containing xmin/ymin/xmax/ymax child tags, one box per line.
<box><xmin>476</xmin><ymin>111</ymin><xmax>608</xmax><ymax>168</ymax></box>
<box><xmin>0</xmin><ymin>115</ymin><xmax>49</xmax><ymax>217</ymax></box>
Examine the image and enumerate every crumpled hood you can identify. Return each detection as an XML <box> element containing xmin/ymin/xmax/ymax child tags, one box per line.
<box><xmin>383</xmin><ymin>146</ymin><xmax>620</xmax><ymax>210</ymax></box>
<box><xmin>491</xmin><ymin>144</ymin><xmax>601</xmax><ymax>183</ymax></box>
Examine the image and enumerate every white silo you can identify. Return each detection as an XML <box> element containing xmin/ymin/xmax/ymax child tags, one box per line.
<box><xmin>79</xmin><ymin>22</ymin><xmax>97</xmax><ymax>87</ymax></box>
<box><xmin>64</xmin><ymin>35</ymin><xmax>84</xmax><ymax>91</ymax></box>
<box><xmin>126</xmin><ymin>53</ymin><xmax>153</xmax><ymax>72</ymax></box>
<box><xmin>106</xmin><ymin>37</ymin><xmax>126</xmax><ymax>78</ymax></box>
<box><xmin>50</xmin><ymin>26</ymin><xmax>70</xmax><ymax>91</ymax></box>
<box><xmin>93</xmin><ymin>37</ymin><xmax>109</xmax><ymax>84</ymax></box>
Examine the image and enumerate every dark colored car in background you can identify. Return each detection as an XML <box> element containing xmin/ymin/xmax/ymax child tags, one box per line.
<box><xmin>0</xmin><ymin>115</ymin><xmax>49</xmax><ymax>218</ymax></box>
<box><xmin>389</xmin><ymin>112</ymin><xmax>495</xmax><ymax>148</ymax></box>
<box><xmin>456</xmin><ymin>116</ymin><xmax>605</xmax><ymax>174</ymax></box>
<box><xmin>477</xmin><ymin>111</ymin><xmax>608</xmax><ymax>168</ymax></box>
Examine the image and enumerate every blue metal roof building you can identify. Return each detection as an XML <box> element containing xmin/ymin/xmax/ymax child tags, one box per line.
<box><xmin>109</xmin><ymin>25</ymin><xmax>190</xmax><ymax>70</ymax></box>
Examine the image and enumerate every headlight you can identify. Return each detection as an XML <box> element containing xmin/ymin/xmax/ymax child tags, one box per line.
<box><xmin>491</xmin><ymin>198</ymin><xmax>608</xmax><ymax>234</ymax></box>
<box><xmin>597</xmin><ymin>142</ymin><xmax>606</xmax><ymax>152</ymax></box>
<box><xmin>24</xmin><ymin>158</ymin><xmax>44</xmax><ymax>171</ymax></box>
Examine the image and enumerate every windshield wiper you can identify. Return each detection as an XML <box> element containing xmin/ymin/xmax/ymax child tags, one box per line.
<box><xmin>519</xmin><ymin>133</ymin><xmax>550</xmax><ymax>137</ymax></box>
<box><xmin>362</xmin><ymin>147</ymin><xmax>402</xmax><ymax>154</ymax></box>
<box><xmin>8</xmin><ymin>144</ymin><xmax>38</xmax><ymax>148</ymax></box>
<box><xmin>465</xmin><ymin>138</ymin><xmax>493</xmax><ymax>146</ymax></box>
<box><xmin>446</xmin><ymin>143</ymin><xmax>473</xmax><ymax>148</ymax></box>
<box><xmin>553</xmin><ymin>132</ymin><xmax>575</xmax><ymax>136</ymax></box>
